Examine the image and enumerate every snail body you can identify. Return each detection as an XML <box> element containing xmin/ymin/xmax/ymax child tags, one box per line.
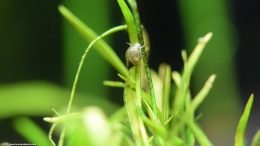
<box><xmin>125</xmin><ymin>42</ymin><xmax>142</xmax><ymax>67</ymax></box>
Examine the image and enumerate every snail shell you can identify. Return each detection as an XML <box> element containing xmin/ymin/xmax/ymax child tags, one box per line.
<box><xmin>125</xmin><ymin>43</ymin><xmax>142</xmax><ymax>66</ymax></box>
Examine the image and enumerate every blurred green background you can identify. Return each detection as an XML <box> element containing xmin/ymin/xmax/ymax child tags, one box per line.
<box><xmin>0</xmin><ymin>0</ymin><xmax>259</xmax><ymax>145</ymax></box>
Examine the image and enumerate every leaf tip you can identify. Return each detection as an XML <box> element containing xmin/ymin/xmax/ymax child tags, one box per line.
<box><xmin>198</xmin><ymin>32</ymin><xmax>213</xmax><ymax>43</ymax></box>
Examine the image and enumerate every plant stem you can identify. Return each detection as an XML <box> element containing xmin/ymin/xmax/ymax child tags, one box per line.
<box><xmin>65</xmin><ymin>25</ymin><xmax>127</xmax><ymax>114</ymax></box>
<box><xmin>126</xmin><ymin>0</ymin><xmax>159</xmax><ymax>123</ymax></box>
<box><xmin>117</xmin><ymin>0</ymin><xmax>138</xmax><ymax>43</ymax></box>
<box><xmin>59</xmin><ymin>5</ymin><xmax>128</xmax><ymax>77</ymax></box>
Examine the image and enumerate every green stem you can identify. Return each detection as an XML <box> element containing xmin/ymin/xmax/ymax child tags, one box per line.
<box><xmin>127</xmin><ymin>0</ymin><xmax>158</xmax><ymax>122</ymax></box>
<box><xmin>117</xmin><ymin>0</ymin><xmax>138</xmax><ymax>43</ymax></box>
<box><xmin>58</xmin><ymin>128</ymin><xmax>65</xmax><ymax>146</ymax></box>
<box><xmin>56</xmin><ymin>25</ymin><xmax>127</xmax><ymax>146</ymax></box>
<box><xmin>59</xmin><ymin>5</ymin><xmax>128</xmax><ymax>77</ymax></box>
<box><xmin>126</xmin><ymin>0</ymin><xmax>143</xmax><ymax>43</ymax></box>
<box><xmin>65</xmin><ymin>25</ymin><xmax>127</xmax><ymax>114</ymax></box>
<box><xmin>135</xmin><ymin>64</ymin><xmax>150</xmax><ymax>146</ymax></box>
<box><xmin>172</xmin><ymin>33</ymin><xmax>212</xmax><ymax>115</ymax></box>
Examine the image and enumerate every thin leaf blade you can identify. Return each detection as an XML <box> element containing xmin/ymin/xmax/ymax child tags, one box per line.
<box><xmin>235</xmin><ymin>94</ymin><xmax>254</xmax><ymax>146</ymax></box>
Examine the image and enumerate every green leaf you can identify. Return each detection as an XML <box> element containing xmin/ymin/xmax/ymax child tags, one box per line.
<box><xmin>13</xmin><ymin>117</ymin><xmax>52</xmax><ymax>146</ymax></box>
<box><xmin>124</xmin><ymin>67</ymin><xmax>149</xmax><ymax>146</ymax></box>
<box><xmin>191</xmin><ymin>74</ymin><xmax>216</xmax><ymax>112</ymax></box>
<box><xmin>186</xmin><ymin>121</ymin><xmax>213</xmax><ymax>146</ymax></box>
<box><xmin>117</xmin><ymin>0</ymin><xmax>138</xmax><ymax>43</ymax></box>
<box><xmin>58</xmin><ymin>5</ymin><xmax>128</xmax><ymax>77</ymax></box>
<box><xmin>172</xmin><ymin>32</ymin><xmax>213</xmax><ymax>115</ymax></box>
<box><xmin>63</xmin><ymin>25</ymin><xmax>128</xmax><ymax>114</ymax></box>
<box><xmin>170</xmin><ymin>33</ymin><xmax>213</xmax><ymax>140</ymax></box>
<box><xmin>251</xmin><ymin>130</ymin><xmax>260</xmax><ymax>146</ymax></box>
<box><xmin>235</xmin><ymin>94</ymin><xmax>254</xmax><ymax>146</ymax></box>
<box><xmin>0</xmin><ymin>82</ymin><xmax>117</xmax><ymax>119</ymax></box>
<box><xmin>158</xmin><ymin>64</ymin><xmax>171</xmax><ymax>122</ymax></box>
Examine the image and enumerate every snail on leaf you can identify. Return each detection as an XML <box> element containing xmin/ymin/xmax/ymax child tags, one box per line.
<box><xmin>125</xmin><ymin>42</ymin><xmax>144</xmax><ymax>67</ymax></box>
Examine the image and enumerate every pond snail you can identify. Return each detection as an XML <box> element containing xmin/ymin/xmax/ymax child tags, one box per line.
<box><xmin>125</xmin><ymin>42</ymin><xmax>143</xmax><ymax>67</ymax></box>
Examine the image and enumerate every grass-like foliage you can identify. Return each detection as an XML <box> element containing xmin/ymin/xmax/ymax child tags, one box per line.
<box><xmin>9</xmin><ymin>0</ymin><xmax>258</xmax><ymax>146</ymax></box>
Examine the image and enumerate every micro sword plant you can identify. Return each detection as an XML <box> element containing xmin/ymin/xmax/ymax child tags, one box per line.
<box><xmin>41</xmin><ymin>0</ymin><xmax>259</xmax><ymax>146</ymax></box>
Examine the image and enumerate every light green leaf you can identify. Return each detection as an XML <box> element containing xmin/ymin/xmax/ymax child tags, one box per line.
<box><xmin>117</xmin><ymin>0</ymin><xmax>138</xmax><ymax>43</ymax></box>
<box><xmin>58</xmin><ymin>5</ymin><xmax>128</xmax><ymax>77</ymax></box>
<box><xmin>13</xmin><ymin>117</ymin><xmax>52</xmax><ymax>146</ymax></box>
<box><xmin>235</xmin><ymin>94</ymin><xmax>254</xmax><ymax>146</ymax></box>
<box><xmin>251</xmin><ymin>130</ymin><xmax>260</xmax><ymax>146</ymax></box>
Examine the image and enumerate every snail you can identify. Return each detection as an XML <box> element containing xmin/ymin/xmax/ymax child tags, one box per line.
<box><xmin>125</xmin><ymin>42</ymin><xmax>143</xmax><ymax>67</ymax></box>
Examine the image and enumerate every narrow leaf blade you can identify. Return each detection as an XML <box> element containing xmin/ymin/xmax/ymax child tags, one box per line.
<box><xmin>235</xmin><ymin>94</ymin><xmax>254</xmax><ymax>146</ymax></box>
